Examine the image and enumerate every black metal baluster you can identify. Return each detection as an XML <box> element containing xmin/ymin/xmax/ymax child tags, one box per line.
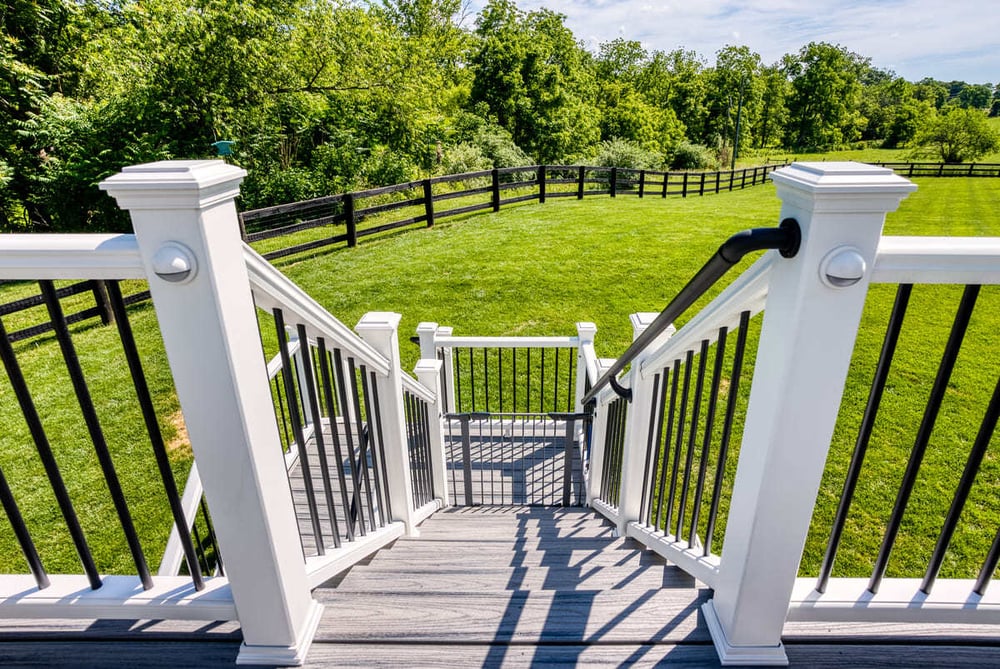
<box><xmin>666</xmin><ymin>352</ymin><xmax>694</xmax><ymax>534</ymax></box>
<box><xmin>318</xmin><ymin>344</ymin><xmax>352</xmax><ymax>543</ymax></box>
<box><xmin>526</xmin><ymin>348</ymin><xmax>532</xmax><ymax>415</ymax></box>
<box><xmin>274</xmin><ymin>310</ymin><xmax>325</xmax><ymax>554</ymax></box>
<box><xmin>706</xmin><ymin>312</ymin><xmax>750</xmax><ymax>556</ymax></box>
<box><xmin>922</xmin><ymin>372</ymin><xmax>1000</xmax><ymax>594</ymax></box>
<box><xmin>421</xmin><ymin>401</ymin><xmax>434</xmax><ymax>504</ymax></box>
<box><xmin>106</xmin><ymin>282</ymin><xmax>204</xmax><ymax>588</ymax></box>
<box><xmin>298</xmin><ymin>329</ymin><xmax>341</xmax><ymax>550</ymax></box>
<box><xmin>691</xmin><ymin>331</ymin><xmax>727</xmax><ymax>548</ymax></box>
<box><xmin>39</xmin><ymin>281</ymin><xmax>153</xmax><ymax>589</ymax></box>
<box><xmin>498</xmin><ymin>348</ymin><xmax>504</xmax><ymax>413</ymax></box>
<box><xmin>678</xmin><ymin>344</ymin><xmax>708</xmax><ymax>542</ymax></box>
<box><xmin>567</xmin><ymin>348</ymin><xmax>575</xmax><ymax>412</ymax></box>
<box><xmin>601</xmin><ymin>404</ymin><xmax>615</xmax><ymax>500</ymax></box>
<box><xmin>553</xmin><ymin>348</ymin><xmax>560</xmax><ymax>413</ymax></box>
<box><xmin>455</xmin><ymin>347</ymin><xmax>464</xmax><ymax>413</ymax></box>
<box><xmin>469</xmin><ymin>348</ymin><xmax>476</xmax><ymax>411</ymax></box>
<box><xmin>540</xmin><ymin>348</ymin><xmax>546</xmax><ymax>413</ymax></box>
<box><xmin>513</xmin><ymin>348</ymin><xmax>518</xmax><ymax>413</ymax></box>
<box><xmin>200</xmin><ymin>499</ymin><xmax>224</xmax><ymax>575</ymax></box>
<box><xmin>0</xmin><ymin>464</ymin><xmax>48</xmax><ymax>588</ymax></box>
<box><xmin>370</xmin><ymin>375</ymin><xmax>392</xmax><ymax>516</ymax></box>
<box><xmin>975</xmin><ymin>526</ymin><xmax>1000</xmax><ymax>595</ymax></box>
<box><xmin>360</xmin><ymin>367</ymin><xmax>386</xmax><ymax>527</ymax></box>
<box><xmin>347</xmin><ymin>358</ymin><xmax>373</xmax><ymax>533</ymax></box>
<box><xmin>333</xmin><ymin>349</ymin><xmax>366</xmax><ymax>536</ymax></box>
<box><xmin>274</xmin><ymin>374</ymin><xmax>292</xmax><ymax>451</ymax></box>
<box><xmin>482</xmin><ymin>348</ymin><xmax>489</xmax><ymax>413</ymax></box>
<box><xmin>0</xmin><ymin>312</ymin><xmax>102</xmax><ymax>590</ymax></box>
<box><xmin>818</xmin><ymin>285</ymin><xmax>911</xmax><ymax>592</ymax></box>
<box><xmin>869</xmin><ymin>285</ymin><xmax>980</xmax><ymax>594</ymax></box>
<box><xmin>639</xmin><ymin>375</ymin><xmax>662</xmax><ymax>523</ymax></box>
<box><xmin>656</xmin><ymin>362</ymin><xmax>680</xmax><ymax>532</ymax></box>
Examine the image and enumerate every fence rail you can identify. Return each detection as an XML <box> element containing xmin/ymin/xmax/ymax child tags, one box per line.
<box><xmin>240</xmin><ymin>163</ymin><xmax>789</xmax><ymax>261</ymax></box>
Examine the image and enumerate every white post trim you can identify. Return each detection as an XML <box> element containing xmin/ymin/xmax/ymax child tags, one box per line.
<box><xmin>574</xmin><ymin>322</ymin><xmax>597</xmax><ymax>412</ymax></box>
<box><xmin>704</xmin><ymin>162</ymin><xmax>916</xmax><ymax>666</ymax></box>
<box><xmin>100</xmin><ymin>160</ymin><xmax>322</xmax><ymax>667</ymax></box>
<box><xmin>356</xmin><ymin>312</ymin><xmax>419</xmax><ymax>536</ymax></box>
<box><xmin>415</xmin><ymin>357</ymin><xmax>449</xmax><ymax>507</ymax></box>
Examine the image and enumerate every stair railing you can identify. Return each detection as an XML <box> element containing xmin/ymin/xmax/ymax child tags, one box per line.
<box><xmin>583</xmin><ymin>162</ymin><xmax>923</xmax><ymax>665</ymax></box>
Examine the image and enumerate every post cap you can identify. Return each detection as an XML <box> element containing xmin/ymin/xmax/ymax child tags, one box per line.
<box><xmin>770</xmin><ymin>161</ymin><xmax>916</xmax><ymax>214</ymax></box>
<box><xmin>100</xmin><ymin>160</ymin><xmax>247</xmax><ymax>211</ymax></box>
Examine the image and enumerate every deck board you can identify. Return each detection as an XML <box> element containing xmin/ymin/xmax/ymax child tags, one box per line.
<box><xmin>4</xmin><ymin>506</ymin><xmax>1000</xmax><ymax>666</ymax></box>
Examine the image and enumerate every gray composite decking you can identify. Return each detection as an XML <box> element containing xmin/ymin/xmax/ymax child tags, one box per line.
<box><xmin>5</xmin><ymin>506</ymin><xmax>1000</xmax><ymax>667</ymax></box>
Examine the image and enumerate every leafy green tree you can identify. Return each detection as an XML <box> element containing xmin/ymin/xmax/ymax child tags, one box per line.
<box><xmin>957</xmin><ymin>83</ymin><xmax>993</xmax><ymax>110</ymax></box>
<box><xmin>469</xmin><ymin>1</ymin><xmax>599</xmax><ymax>162</ymax></box>
<box><xmin>915</xmin><ymin>107</ymin><xmax>999</xmax><ymax>163</ymax></box>
<box><xmin>784</xmin><ymin>42</ymin><xmax>868</xmax><ymax>150</ymax></box>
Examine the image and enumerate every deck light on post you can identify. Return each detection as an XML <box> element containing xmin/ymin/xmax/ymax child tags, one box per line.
<box><xmin>211</xmin><ymin>140</ymin><xmax>235</xmax><ymax>157</ymax></box>
<box><xmin>820</xmin><ymin>246</ymin><xmax>867</xmax><ymax>288</ymax></box>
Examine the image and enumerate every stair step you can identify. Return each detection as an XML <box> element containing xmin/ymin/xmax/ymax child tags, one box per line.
<box><xmin>312</xmin><ymin>589</ymin><xmax>712</xmax><ymax>644</ymax></box>
<box><xmin>335</xmin><ymin>563</ymin><xmax>694</xmax><ymax>592</ymax></box>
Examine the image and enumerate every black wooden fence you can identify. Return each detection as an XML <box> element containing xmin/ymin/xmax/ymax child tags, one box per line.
<box><xmin>4</xmin><ymin>160</ymin><xmax>998</xmax><ymax>344</ymax></box>
<box><xmin>239</xmin><ymin>163</ymin><xmax>789</xmax><ymax>261</ymax></box>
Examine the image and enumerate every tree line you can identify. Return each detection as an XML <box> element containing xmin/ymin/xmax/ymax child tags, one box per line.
<box><xmin>2</xmin><ymin>0</ymin><xmax>998</xmax><ymax>232</ymax></box>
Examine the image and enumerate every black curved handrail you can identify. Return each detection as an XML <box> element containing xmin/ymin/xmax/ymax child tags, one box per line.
<box><xmin>581</xmin><ymin>218</ymin><xmax>801</xmax><ymax>406</ymax></box>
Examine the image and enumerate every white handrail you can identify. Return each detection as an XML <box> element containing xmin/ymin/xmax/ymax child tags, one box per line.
<box><xmin>435</xmin><ymin>335</ymin><xmax>579</xmax><ymax>348</ymax></box>
<box><xmin>243</xmin><ymin>244</ymin><xmax>390</xmax><ymax>375</ymax></box>
<box><xmin>401</xmin><ymin>373</ymin><xmax>436</xmax><ymax>404</ymax></box>
<box><xmin>873</xmin><ymin>236</ymin><xmax>1000</xmax><ymax>284</ymax></box>
<box><xmin>639</xmin><ymin>254</ymin><xmax>773</xmax><ymax>378</ymax></box>
<box><xmin>0</xmin><ymin>233</ymin><xmax>146</xmax><ymax>279</ymax></box>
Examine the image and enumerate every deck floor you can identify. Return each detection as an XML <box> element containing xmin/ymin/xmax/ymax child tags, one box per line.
<box><xmin>3</xmin><ymin>506</ymin><xmax>1000</xmax><ymax>667</ymax></box>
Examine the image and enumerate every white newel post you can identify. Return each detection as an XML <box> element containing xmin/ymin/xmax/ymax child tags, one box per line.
<box><xmin>356</xmin><ymin>312</ymin><xmax>418</xmax><ymax>536</ymax></box>
<box><xmin>614</xmin><ymin>313</ymin><xmax>671</xmax><ymax>536</ymax></box>
<box><xmin>703</xmin><ymin>162</ymin><xmax>916</xmax><ymax>666</ymax></box>
<box><xmin>574</xmin><ymin>322</ymin><xmax>597</xmax><ymax>412</ymax></box>
<box><xmin>415</xmin><ymin>358</ymin><xmax>449</xmax><ymax>507</ymax></box>
<box><xmin>99</xmin><ymin>161</ymin><xmax>322</xmax><ymax>666</ymax></box>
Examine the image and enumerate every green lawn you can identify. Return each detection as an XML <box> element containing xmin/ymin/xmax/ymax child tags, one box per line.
<box><xmin>1</xmin><ymin>175</ymin><xmax>999</xmax><ymax>583</ymax></box>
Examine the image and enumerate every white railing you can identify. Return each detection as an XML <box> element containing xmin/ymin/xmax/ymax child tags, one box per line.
<box><xmin>0</xmin><ymin>233</ymin><xmax>237</xmax><ymax>623</ymax></box>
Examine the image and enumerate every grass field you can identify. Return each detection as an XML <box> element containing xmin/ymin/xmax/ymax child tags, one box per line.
<box><xmin>1</xmin><ymin>174</ymin><xmax>998</xmax><ymax>583</ymax></box>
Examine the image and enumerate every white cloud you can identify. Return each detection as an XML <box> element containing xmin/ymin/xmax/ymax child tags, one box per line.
<box><xmin>465</xmin><ymin>0</ymin><xmax>1000</xmax><ymax>82</ymax></box>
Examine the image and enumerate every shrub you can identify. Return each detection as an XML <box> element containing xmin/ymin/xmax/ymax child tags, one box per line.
<box><xmin>441</xmin><ymin>143</ymin><xmax>491</xmax><ymax>175</ymax></box>
<box><xmin>588</xmin><ymin>137</ymin><xmax>662</xmax><ymax>170</ymax></box>
<box><xmin>668</xmin><ymin>142</ymin><xmax>717</xmax><ymax>170</ymax></box>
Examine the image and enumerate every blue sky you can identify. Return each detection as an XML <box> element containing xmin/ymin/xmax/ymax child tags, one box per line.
<box><xmin>463</xmin><ymin>0</ymin><xmax>999</xmax><ymax>84</ymax></box>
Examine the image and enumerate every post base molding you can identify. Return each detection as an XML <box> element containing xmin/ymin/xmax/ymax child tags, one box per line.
<box><xmin>236</xmin><ymin>600</ymin><xmax>324</xmax><ymax>666</ymax></box>
<box><xmin>702</xmin><ymin>600</ymin><xmax>788</xmax><ymax>666</ymax></box>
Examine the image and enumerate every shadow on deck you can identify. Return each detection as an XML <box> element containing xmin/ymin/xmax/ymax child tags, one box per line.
<box><xmin>3</xmin><ymin>507</ymin><xmax>1000</xmax><ymax>667</ymax></box>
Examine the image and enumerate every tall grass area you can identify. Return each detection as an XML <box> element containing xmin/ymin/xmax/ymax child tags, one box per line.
<box><xmin>1</xmin><ymin>176</ymin><xmax>998</xmax><ymax>582</ymax></box>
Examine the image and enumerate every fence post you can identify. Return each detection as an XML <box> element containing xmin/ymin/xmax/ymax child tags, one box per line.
<box><xmin>638</xmin><ymin>170</ymin><xmax>646</xmax><ymax>198</ymax></box>
<box><xmin>577</xmin><ymin>165</ymin><xmax>586</xmax><ymax>199</ymax></box>
<box><xmin>99</xmin><ymin>161</ymin><xmax>322</xmax><ymax>666</ymax></box>
<box><xmin>422</xmin><ymin>179</ymin><xmax>435</xmax><ymax>228</ymax></box>
<box><xmin>699</xmin><ymin>172</ymin><xmax>706</xmax><ymax>196</ymax></box>
<box><xmin>538</xmin><ymin>165</ymin><xmax>547</xmax><ymax>203</ymax></box>
<box><xmin>702</xmin><ymin>162</ymin><xmax>916</xmax><ymax>666</ymax></box>
<box><xmin>662</xmin><ymin>172</ymin><xmax>669</xmax><ymax>198</ymax></box>
<box><xmin>356</xmin><ymin>312</ymin><xmax>419</xmax><ymax>536</ymax></box>
<box><xmin>491</xmin><ymin>168</ymin><xmax>501</xmax><ymax>211</ymax></box>
<box><xmin>91</xmin><ymin>280</ymin><xmax>114</xmax><ymax>326</ymax></box>
<box><xmin>613</xmin><ymin>313</ymin><xmax>673</xmax><ymax>536</ymax></box>
<box><xmin>682</xmin><ymin>172</ymin><xmax>689</xmax><ymax>197</ymax></box>
<box><xmin>715</xmin><ymin>171</ymin><xmax>721</xmax><ymax>194</ymax></box>
<box><xmin>610</xmin><ymin>167</ymin><xmax>618</xmax><ymax>198</ymax></box>
<box><xmin>344</xmin><ymin>192</ymin><xmax>357</xmax><ymax>247</ymax></box>
<box><xmin>414</xmin><ymin>358</ymin><xmax>448</xmax><ymax>507</ymax></box>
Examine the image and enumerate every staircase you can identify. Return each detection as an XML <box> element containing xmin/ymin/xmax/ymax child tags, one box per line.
<box><xmin>308</xmin><ymin>506</ymin><xmax>713</xmax><ymax>666</ymax></box>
